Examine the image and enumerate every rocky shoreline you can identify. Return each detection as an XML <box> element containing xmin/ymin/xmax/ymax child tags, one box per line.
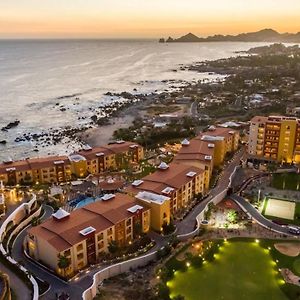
<box><xmin>3</xmin><ymin>42</ymin><xmax>285</xmax><ymax>160</ymax></box>
<box><xmin>0</xmin><ymin>77</ymin><xmax>195</xmax><ymax>159</ymax></box>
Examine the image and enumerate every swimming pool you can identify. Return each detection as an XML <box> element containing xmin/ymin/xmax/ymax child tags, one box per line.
<box><xmin>75</xmin><ymin>197</ymin><xmax>102</xmax><ymax>209</ymax></box>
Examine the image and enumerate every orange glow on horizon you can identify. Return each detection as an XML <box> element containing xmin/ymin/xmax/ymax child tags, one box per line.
<box><xmin>0</xmin><ymin>0</ymin><xmax>299</xmax><ymax>38</ymax></box>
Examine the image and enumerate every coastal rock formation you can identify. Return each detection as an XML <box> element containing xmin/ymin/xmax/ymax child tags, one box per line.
<box><xmin>163</xmin><ymin>28</ymin><xmax>300</xmax><ymax>43</ymax></box>
<box><xmin>1</xmin><ymin>120</ymin><xmax>20</xmax><ymax>131</ymax></box>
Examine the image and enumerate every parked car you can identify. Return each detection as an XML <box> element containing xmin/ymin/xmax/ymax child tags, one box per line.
<box><xmin>288</xmin><ymin>226</ymin><xmax>300</xmax><ymax>235</ymax></box>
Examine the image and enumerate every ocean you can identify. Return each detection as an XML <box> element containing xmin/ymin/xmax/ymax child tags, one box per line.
<box><xmin>0</xmin><ymin>40</ymin><xmax>269</xmax><ymax>160</ymax></box>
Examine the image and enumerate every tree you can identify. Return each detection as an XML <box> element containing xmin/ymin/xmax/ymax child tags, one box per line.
<box><xmin>133</xmin><ymin>222</ymin><xmax>143</xmax><ymax>238</ymax></box>
<box><xmin>108</xmin><ymin>240</ymin><xmax>119</xmax><ymax>255</ymax></box>
<box><xmin>57</xmin><ymin>255</ymin><xmax>71</xmax><ymax>278</ymax></box>
<box><xmin>227</xmin><ymin>210</ymin><xmax>238</xmax><ymax>223</ymax></box>
<box><xmin>267</xmin><ymin>162</ymin><xmax>278</xmax><ymax>173</ymax></box>
<box><xmin>162</xmin><ymin>220</ymin><xmax>176</xmax><ymax>235</ymax></box>
<box><xmin>31</xmin><ymin>217</ymin><xmax>41</xmax><ymax>226</ymax></box>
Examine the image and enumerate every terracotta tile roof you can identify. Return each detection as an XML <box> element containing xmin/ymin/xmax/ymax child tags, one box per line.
<box><xmin>76</xmin><ymin>146</ymin><xmax>112</xmax><ymax>160</ymax></box>
<box><xmin>174</xmin><ymin>137</ymin><xmax>214</xmax><ymax>164</ymax></box>
<box><xmin>77</xmin><ymin>142</ymin><xmax>142</xmax><ymax>160</ymax></box>
<box><xmin>28</xmin><ymin>193</ymin><xmax>146</xmax><ymax>252</ymax></box>
<box><xmin>0</xmin><ymin>160</ymin><xmax>31</xmax><ymax>174</ymax></box>
<box><xmin>28</xmin><ymin>156</ymin><xmax>70</xmax><ymax>170</ymax></box>
<box><xmin>178</xmin><ymin>139</ymin><xmax>214</xmax><ymax>156</ymax></box>
<box><xmin>127</xmin><ymin>162</ymin><xmax>203</xmax><ymax>196</ymax></box>
<box><xmin>98</xmin><ymin>179</ymin><xmax>125</xmax><ymax>191</ymax></box>
<box><xmin>174</xmin><ymin>153</ymin><xmax>211</xmax><ymax>164</ymax></box>
<box><xmin>0</xmin><ymin>156</ymin><xmax>70</xmax><ymax>175</ymax></box>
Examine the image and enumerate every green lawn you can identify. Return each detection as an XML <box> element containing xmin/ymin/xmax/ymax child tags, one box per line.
<box><xmin>271</xmin><ymin>173</ymin><xmax>300</xmax><ymax>191</ymax></box>
<box><xmin>167</xmin><ymin>241</ymin><xmax>291</xmax><ymax>300</ymax></box>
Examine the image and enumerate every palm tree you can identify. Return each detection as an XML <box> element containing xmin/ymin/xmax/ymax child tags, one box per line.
<box><xmin>57</xmin><ymin>254</ymin><xmax>71</xmax><ymax>278</ymax></box>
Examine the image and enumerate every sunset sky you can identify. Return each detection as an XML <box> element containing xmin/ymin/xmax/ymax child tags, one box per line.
<box><xmin>0</xmin><ymin>0</ymin><xmax>299</xmax><ymax>38</ymax></box>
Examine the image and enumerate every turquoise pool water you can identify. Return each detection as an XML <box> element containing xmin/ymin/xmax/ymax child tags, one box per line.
<box><xmin>75</xmin><ymin>197</ymin><xmax>98</xmax><ymax>209</ymax></box>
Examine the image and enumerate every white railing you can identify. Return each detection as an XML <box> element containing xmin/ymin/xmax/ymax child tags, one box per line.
<box><xmin>0</xmin><ymin>194</ymin><xmax>39</xmax><ymax>300</ymax></box>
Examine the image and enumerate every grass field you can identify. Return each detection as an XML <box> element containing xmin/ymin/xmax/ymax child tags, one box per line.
<box><xmin>168</xmin><ymin>241</ymin><xmax>288</xmax><ymax>300</ymax></box>
<box><xmin>271</xmin><ymin>173</ymin><xmax>300</xmax><ymax>191</ymax></box>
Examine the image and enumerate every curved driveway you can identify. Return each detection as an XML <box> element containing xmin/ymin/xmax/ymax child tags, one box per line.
<box><xmin>230</xmin><ymin>194</ymin><xmax>291</xmax><ymax>235</ymax></box>
<box><xmin>176</xmin><ymin>147</ymin><xmax>245</xmax><ymax>235</ymax></box>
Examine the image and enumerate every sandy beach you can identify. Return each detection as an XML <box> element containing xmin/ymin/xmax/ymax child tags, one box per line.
<box><xmin>79</xmin><ymin>95</ymin><xmax>152</xmax><ymax>146</ymax></box>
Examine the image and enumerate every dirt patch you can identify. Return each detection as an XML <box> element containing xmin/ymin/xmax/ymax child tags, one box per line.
<box><xmin>275</xmin><ymin>243</ymin><xmax>300</xmax><ymax>257</ymax></box>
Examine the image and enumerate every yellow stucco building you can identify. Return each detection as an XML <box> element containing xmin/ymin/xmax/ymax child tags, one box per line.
<box><xmin>249</xmin><ymin>116</ymin><xmax>300</xmax><ymax>163</ymax></box>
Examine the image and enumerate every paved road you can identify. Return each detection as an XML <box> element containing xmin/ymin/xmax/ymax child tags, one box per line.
<box><xmin>230</xmin><ymin>194</ymin><xmax>291</xmax><ymax>235</ymax></box>
<box><xmin>176</xmin><ymin>147</ymin><xmax>246</xmax><ymax>235</ymax></box>
<box><xmin>190</xmin><ymin>101</ymin><xmax>199</xmax><ymax>117</ymax></box>
<box><xmin>0</xmin><ymin>260</ymin><xmax>32</xmax><ymax>300</ymax></box>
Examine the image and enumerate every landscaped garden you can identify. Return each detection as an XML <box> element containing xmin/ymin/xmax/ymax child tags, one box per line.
<box><xmin>158</xmin><ymin>239</ymin><xmax>300</xmax><ymax>300</ymax></box>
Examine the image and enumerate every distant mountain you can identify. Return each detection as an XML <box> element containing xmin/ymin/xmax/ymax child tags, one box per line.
<box><xmin>160</xmin><ymin>29</ymin><xmax>300</xmax><ymax>43</ymax></box>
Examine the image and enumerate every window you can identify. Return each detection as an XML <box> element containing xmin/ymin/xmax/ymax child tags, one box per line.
<box><xmin>64</xmin><ymin>249</ymin><xmax>71</xmax><ymax>257</ymax></box>
<box><xmin>77</xmin><ymin>253</ymin><xmax>84</xmax><ymax>260</ymax></box>
<box><xmin>98</xmin><ymin>241</ymin><xmax>104</xmax><ymax>249</ymax></box>
<box><xmin>97</xmin><ymin>233</ymin><xmax>104</xmax><ymax>241</ymax></box>
<box><xmin>77</xmin><ymin>244</ymin><xmax>83</xmax><ymax>252</ymax></box>
<box><xmin>107</xmin><ymin>228</ymin><xmax>113</xmax><ymax>235</ymax></box>
<box><xmin>126</xmin><ymin>219</ymin><xmax>132</xmax><ymax>226</ymax></box>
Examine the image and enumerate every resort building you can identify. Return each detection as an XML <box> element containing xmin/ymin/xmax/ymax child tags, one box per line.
<box><xmin>0</xmin><ymin>156</ymin><xmax>72</xmax><ymax>186</ymax></box>
<box><xmin>126</xmin><ymin>162</ymin><xmax>205</xmax><ymax>219</ymax></box>
<box><xmin>74</xmin><ymin>141</ymin><xmax>144</xmax><ymax>176</ymax></box>
<box><xmin>175</xmin><ymin>127</ymin><xmax>239</xmax><ymax>189</ymax></box>
<box><xmin>0</xmin><ymin>141</ymin><xmax>144</xmax><ymax>185</ymax></box>
<box><xmin>174</xmin><ymin>138</ymin><xmax>214</xmax><ymax>190</ymax></box>
<box><xmin>25</xmin><ymin>193</ymin><xmax>150</xmax><ymax>278</ymax></box>
<box><xmin>135</xmin><ymin>191</ymin><xmax>170</xmax><ymax>232</ymax></box>
<box><xmin>248</xmin><ymin>115</ymin><xmax>300</xmax><ymax>163</ymax></box>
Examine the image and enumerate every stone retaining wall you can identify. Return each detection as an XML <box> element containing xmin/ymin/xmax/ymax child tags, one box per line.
<box><xmin>82</xmin><ymin>251</ymin><xmax>157</xmax><ymax>300</ymax></box>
